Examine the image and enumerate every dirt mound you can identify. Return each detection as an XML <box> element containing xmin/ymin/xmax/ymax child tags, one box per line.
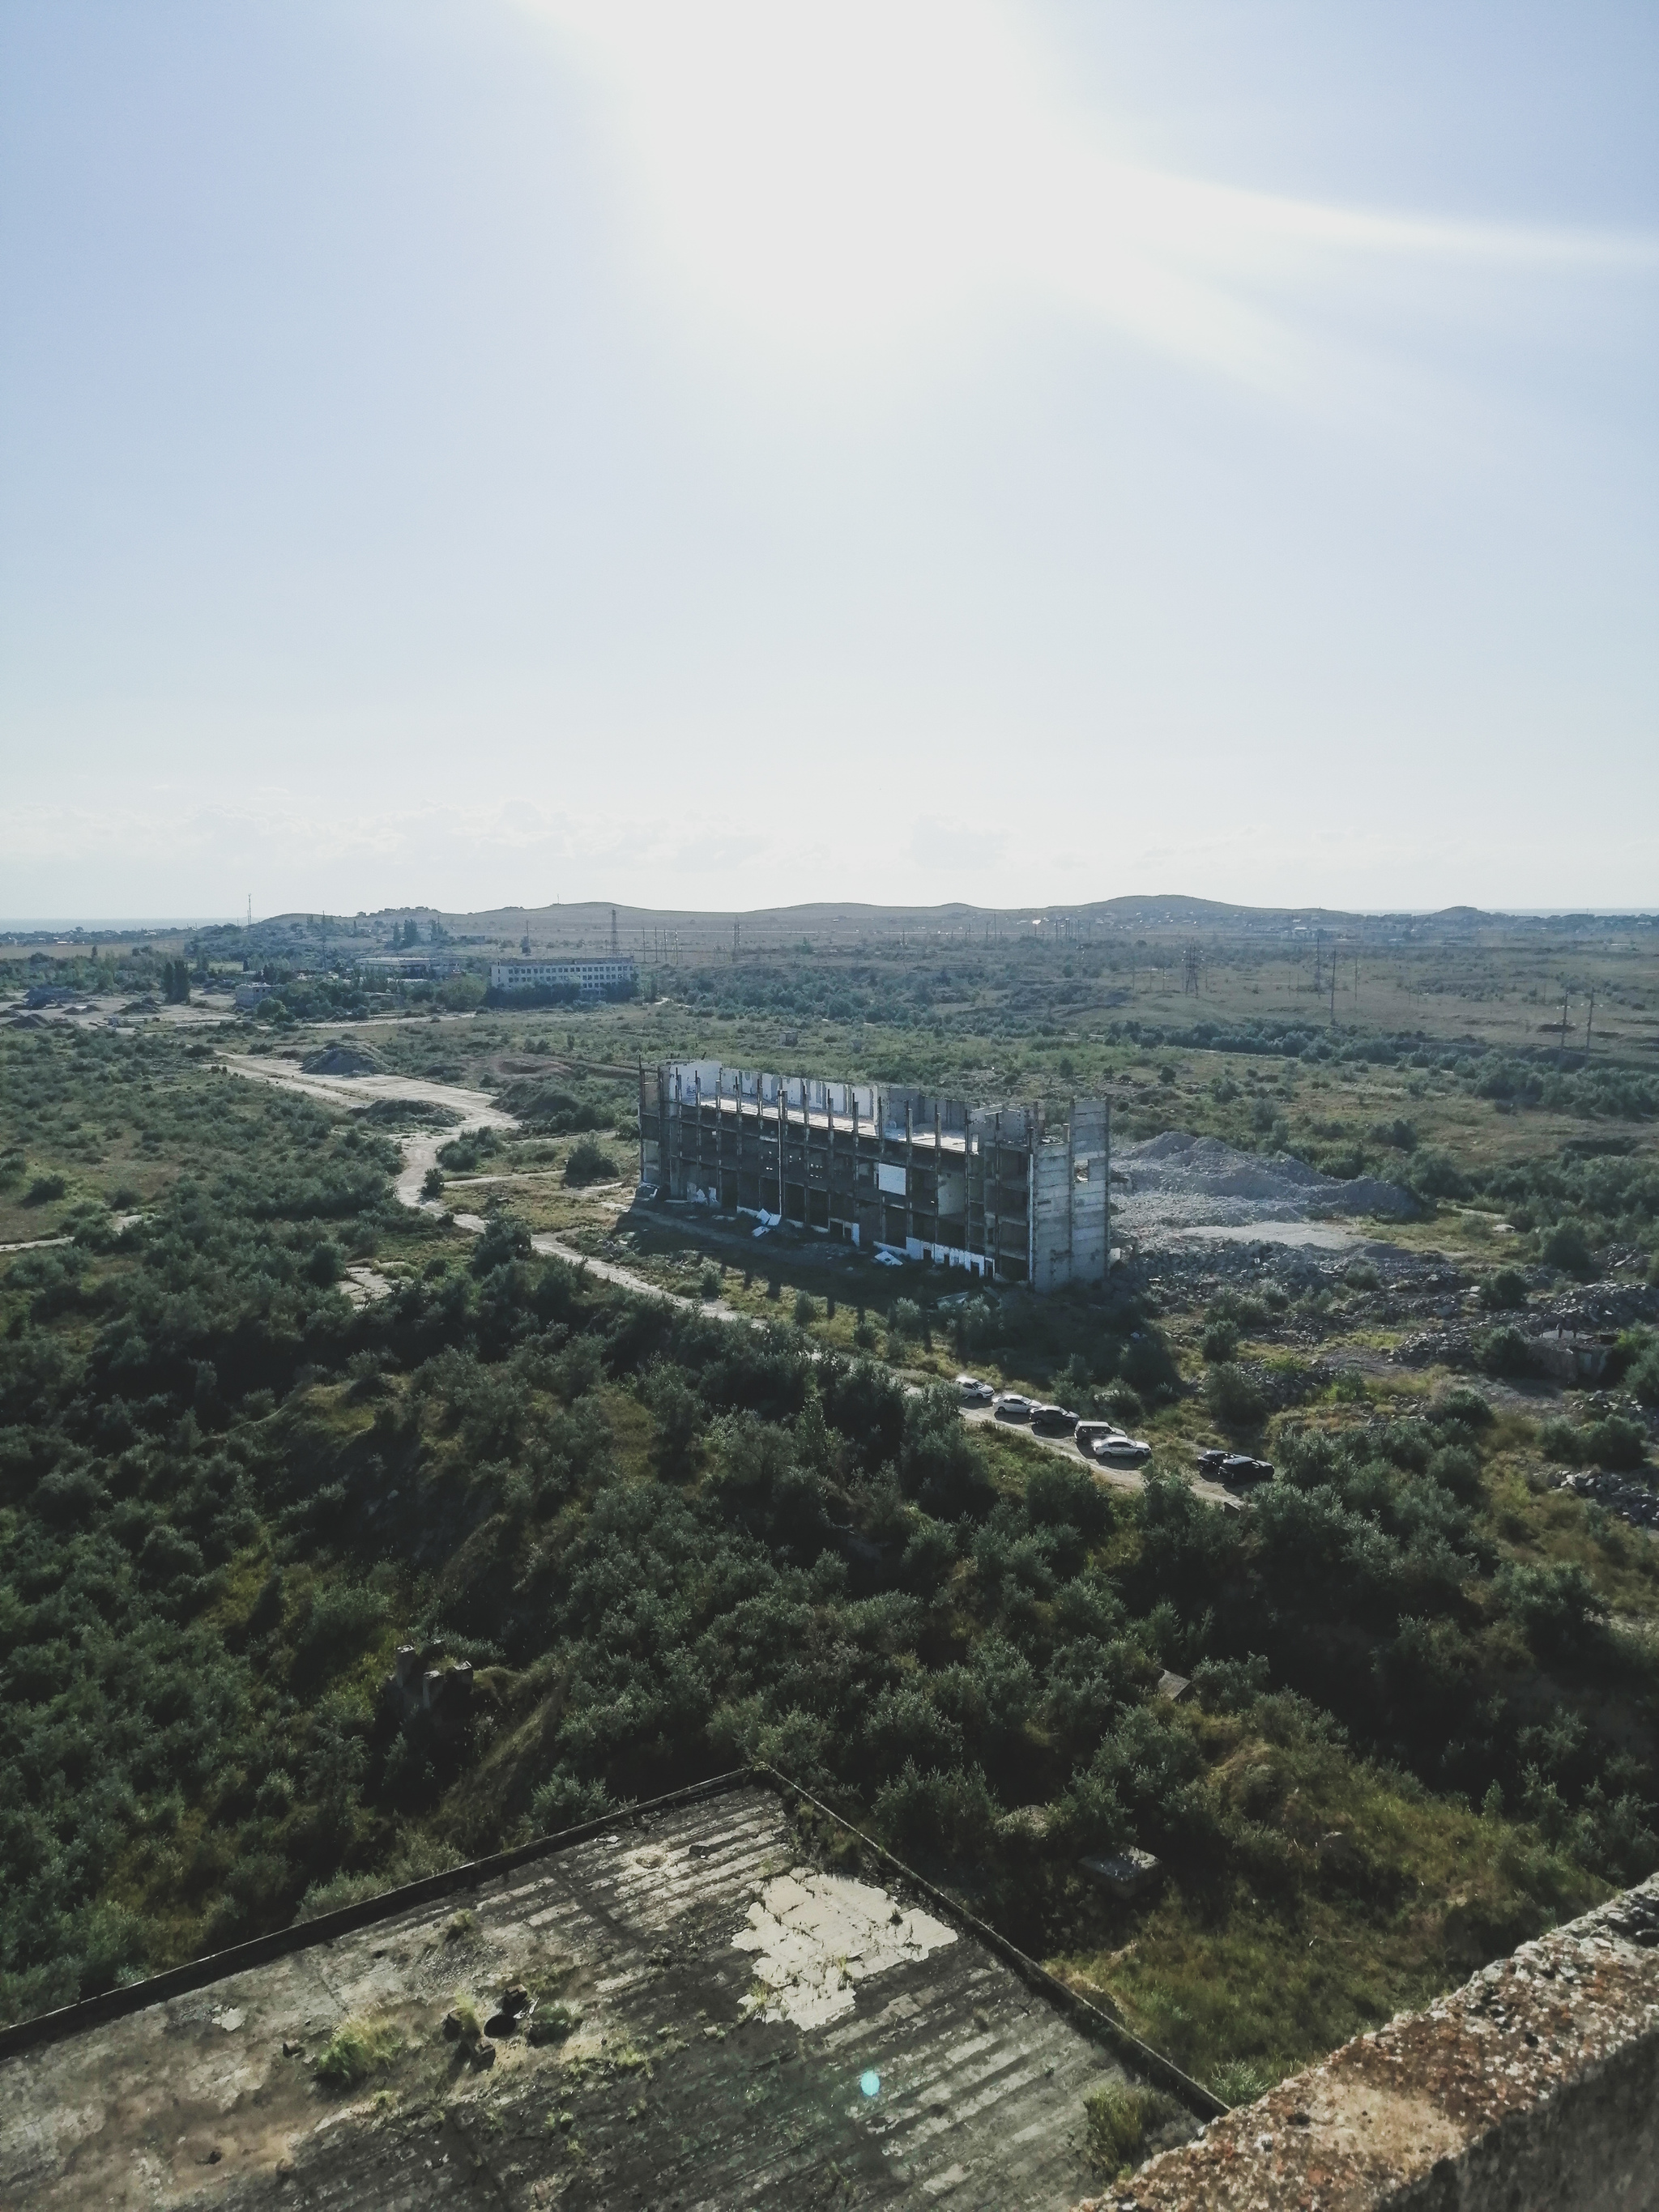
<box><xmin>1115</xmin><ymin>1132</ymin><xmax>1418</xmax><ymax>1239</ymax></box>
<box><xmin>301</xmin><ymin>1042</ymin><xmax>383</xmax><ymax>1077</ymax></box>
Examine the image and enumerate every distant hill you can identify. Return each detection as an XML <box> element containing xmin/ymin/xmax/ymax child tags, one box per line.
<box><xmin>245</xmin><ymin>895</ymin><xmax>1654</xmax><ymax>962</ymax></box>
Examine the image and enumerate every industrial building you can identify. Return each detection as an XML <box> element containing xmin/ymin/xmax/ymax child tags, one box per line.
<box><xmin>640</xmin><ymin>1061</ymin><xmax>1110</xmax><ymax>1289</ymax></box>
<box><xmin>488</xmin><ymin>956</ymin><xmax>637</xmax><ymax>996</ymax></box>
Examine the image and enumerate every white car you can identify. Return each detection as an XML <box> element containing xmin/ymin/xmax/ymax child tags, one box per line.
<box><xmin>956</xmin><ymin>1375</ymin><xmax>995</xmax><ymax>1405</ymax></box>
<box><xmin>993</xmin><ymin>1392</ymin><xmax>1033</xmax><ymax>1421</ymax></box>
<box><xmin>1074</xmin><ymin>1421</ymin><xmax>1120</xmax><ymax>1453</ymax></box>
<box><xmin>1094</xmin><ymin>1432</ymin><xmax>1153</xmax><ymax>1465</ymax></box>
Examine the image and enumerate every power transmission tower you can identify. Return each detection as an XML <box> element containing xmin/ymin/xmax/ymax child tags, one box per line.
<box><xmin>610</xmin><ymin>908</ymin><xmax>619</xmax><ymax>956</ymax></box>
<box><xmin>1182</xmin><ymin>942</ymin><xmax>1201</xmax><ymax>995</ymax></box>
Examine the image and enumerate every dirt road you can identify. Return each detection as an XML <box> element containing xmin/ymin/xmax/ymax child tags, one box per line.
<box><xmin>219</xmin><ymin>1055</ymin><xmax>514</xmax><ymax>1208</ymax></box>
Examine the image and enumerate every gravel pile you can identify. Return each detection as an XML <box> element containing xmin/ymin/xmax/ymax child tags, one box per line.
<box><xmin>301</xmin><ymin>1042</ymin><xmax>383</xmax><ymax>1077</ymax></box>
<box><xmin>1113</xmin><ymin>1131</ymin><xmax>1418</xmax><ymax>1238</ymax></box>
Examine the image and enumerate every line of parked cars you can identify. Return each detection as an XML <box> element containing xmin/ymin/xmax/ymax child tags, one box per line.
<box><xmin>954</xmin><ymin>1375</ymin><xmax>1278</xmax><ymax>1487</ymax></box>
<box><xmin>955</xmin><ymin>1377</ymin><xmax>1153</xmax><ymax>1463</ymax></box>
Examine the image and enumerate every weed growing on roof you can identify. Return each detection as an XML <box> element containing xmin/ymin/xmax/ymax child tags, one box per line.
<box><xmin>1084</xmin><ymin>2080</ymin><xmax>1179</xmax><ymax>2174</ymax></box>
<box><xmin>313</xmin><ymin>2014</ymin><xmax>402</xmax><ymax>2089</ymax></box>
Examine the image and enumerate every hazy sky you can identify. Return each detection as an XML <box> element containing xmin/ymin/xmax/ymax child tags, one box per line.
<box><xmin>2</xmin><ymin>0</ymin><xmax>1655</xmax><ymax>919</ymax></box>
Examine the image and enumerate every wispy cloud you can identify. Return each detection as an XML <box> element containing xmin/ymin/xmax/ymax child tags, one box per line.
<box><xmin>525</xmin><ymin>0</ymin><xmax>1655</xmax><ymax>390</ymax></box>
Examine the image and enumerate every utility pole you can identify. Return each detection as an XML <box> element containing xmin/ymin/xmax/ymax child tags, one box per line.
<box><xmin>1584</xmin><ymin>990</ymin><xmax>1595</xmax><ymax>1063</ymax></box>
<box><xmin>610</xmin><ymin>908</ymin><xmax>619</xmax><ymax>957</ymax></box>
<box><xmin>732</xmin><ymin>916</ymin><xmax>740</xmax><ymax>962</ymax></box>
<box><xmin>1557</xmin><ymin>981</ymin><xmax>1570</xmax><ymax>1068</ymax></box>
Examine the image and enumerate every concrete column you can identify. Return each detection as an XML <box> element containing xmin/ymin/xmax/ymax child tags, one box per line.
<box><xmin>905</xmin><ymin>1102</ymin><xmax>915</xmax><ymax>1251</ymax></box>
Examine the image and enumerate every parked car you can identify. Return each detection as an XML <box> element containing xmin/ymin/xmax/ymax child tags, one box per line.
<box><xmin>956</xmin><ymin>1375</ymin><xmax>996</xmax><ymax>1405</ymax></box>
<box><xmin>1030</xmin><ymin>1404</ymin><xmax>1080</xmax><ymax>1437</ymax></box>
<box><xmin>1222</xmin><ymin>1454</ymin><xmax>1274</xmax><ymax>1485</ymax></box>
<box><xmin>993</xmin><ymin>1393</ymin><xmax>1033</xmax><ymax>1421</ymax></box>
<box><xmin>1094</xmin><ymin>1431</ymin><xmax>1153</xmax><ymax>1464</ymax></box>
<box><xmin>1076</xmin><ymin>1421</ymin><xmax>1123</xmax><ymax>1454</ymax></box>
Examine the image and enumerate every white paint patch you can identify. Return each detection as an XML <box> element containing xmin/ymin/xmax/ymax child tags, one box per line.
<box><xmin>732</xmin><ymin>1867</ymin><xmax>957</xmax><ymax>2029</ymax></box>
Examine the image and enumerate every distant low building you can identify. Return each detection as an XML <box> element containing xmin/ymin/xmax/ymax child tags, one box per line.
<box><xmin>490</xmin><ymin>958</ymin><xmax>637</xmax><ymax>998</ymax></box>
<box><xmin>233</xmin><ymin>982</ymin><xmax>274</xmax><ymax>1011</ymax></box>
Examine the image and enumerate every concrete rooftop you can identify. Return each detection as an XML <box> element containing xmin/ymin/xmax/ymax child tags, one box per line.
<box><xmin>0</xmin><ymin>1783</ymin><xmax>1186</xmax><ymax>2210</ymax></box>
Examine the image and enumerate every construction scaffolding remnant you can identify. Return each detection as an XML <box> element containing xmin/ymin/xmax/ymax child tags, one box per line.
<box><xmin>640</xmin><ymin>1063</ymin><xmax>1110</xmax><ymax>1290</ymax></box>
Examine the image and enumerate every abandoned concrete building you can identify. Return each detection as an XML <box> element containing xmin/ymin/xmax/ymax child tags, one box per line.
<box><xmin>640</xmin><ymin>1062</ymin><xmax>1109</xmax><ymax>1289</ymax></box>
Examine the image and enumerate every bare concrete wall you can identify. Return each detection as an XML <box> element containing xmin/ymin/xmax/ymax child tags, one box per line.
<box><xmin>1079</xmin><ymin>1876</ymin><xmax>1659</xmax><ymax>2212</ymax></box>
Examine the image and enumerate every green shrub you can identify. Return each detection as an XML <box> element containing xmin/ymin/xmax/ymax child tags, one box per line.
<box><xmin>1542</xmin><ymin>1221</ymin><xmax>1596</xmax><ymax>1279</ymax></box>
<box><xmin>563</xmin><ymin>1139</ymin><xmax>619</xmax><ymax>1187</ymax></box>
<box><xmin>1368</xmin><ymin>1118</ymin><xmax>1418</xmax><ymax>1153</ymax></box>
<box><xmin>1581</xmin><ymin>1416</ymin><xmax>1646</xmax><ymax>1473</ymax></box>
<box><xmin>313</xmin><ymin>2014</ymin><xmax>401</xmax><ymax>2089</ymax></box>
<box><xmin>1200</xmin><ymin>1319</ymin><xmax>1239</xmax><ymax>1364</ymax></box>
<box><xmin>699</xmin><ymin>1264</ymin><xmax>722</xmax><ymax>1299</ymax></box>
<box><xmin>1103</xmin><ymin>1379</ymin><xmax>1144</xmax><ymax>1424</ymax></box>
<box><xmin>1205</xmin><ymin>1362</ymin><xmax>1266</xmax><ymax>1436</ymax></box>
<box><xmin>526</xmin><ymin>2001</ymin><xmax>581</xmax><ymax>2047</ymax></box>
<box><xmin>22</xmin><ymin>1173</ymin><xmax>66</xmax><ymax>1206</ymax></box>
<box><xmin>1480</xmin><ymin>1268</ymin><xmax>1529</xmax><ymax>1311</ymax></box>
<box><xmin>1539</xmin><ymin>1415</ymin><xmax>1585</xmax><ymax>1463</ymax></box>
<box><xmin>1497</xmin><ymin>1560</ymin><xmax>1598</xmax><ymax>1660</ymax></box>
<box><xmin>1410</xmin><ymin>1151</ymin><xmax>1472</xmax><ymax>1201</ymax></box>
<box><xmin>305</xmin><ymin>1238</ymin><xmax>343</xmax><ymax>1287</ymax></box>
<box><xmin>887</xmin><ymin>1298</ymin><xmax>923</xmax><ymax>1345</ymax></box>
<box><xmin>1477</xmin><ymin>1325</ymin><xmax>1532</xmax><ymax>1378</ymax></box>
<box><xmin>1431</xmin><ymin>1385</ymin><xmax>1494</xmax><ymax>1430</ymax></box>
<box><xmin>1623</xmin><ymin>1341</ymin><xmax>1659</xmax><ymax>1408</ymax></box>
<box><xmin>793</xmin><ymin>1289</ymin><xmax>817</xmax><ymax>1328</ymax></box>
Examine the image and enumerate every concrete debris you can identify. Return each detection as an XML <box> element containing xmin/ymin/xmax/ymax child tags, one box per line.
<box><xmin>1113</xmin><ymin>1132</ymin><xmax>1419</xmax><ymax>1242</ymax></box>
<box><xmin>732</xmin><ymin>1867</ymin><xmax>957</xmax><ymax>2029</ymax></box>
<box><xmin>1080</xmin><ymin>1850</ymin><xmax>1162</xmax><ymax>1901</ymax></box>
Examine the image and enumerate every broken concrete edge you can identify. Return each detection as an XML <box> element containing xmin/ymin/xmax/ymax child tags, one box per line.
<box><xmin>0</xmin><ymin>1768</ymin><xmax>749</xmax><ymax>2065</ymax></box>
<box><xmin>748</xmin><ymin>1762</ymin><xmax>1228</xmax><ymax>2125</ymax></box>
<box><xmin>1075</xmin><ymin>1875</ymin><xmax>1659</xmax><ymax>2212</ymax></box>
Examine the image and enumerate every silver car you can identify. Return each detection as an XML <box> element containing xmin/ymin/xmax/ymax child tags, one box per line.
<box><xmin>993</xmin><ymin>1393</ymin><xmax>1033</xmax><ymax>1421</ymax></box>
<box><xmin>956</xmin><ymin>1375</ymin><xmax>996</xmax><ymax>1405</ymax></box>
